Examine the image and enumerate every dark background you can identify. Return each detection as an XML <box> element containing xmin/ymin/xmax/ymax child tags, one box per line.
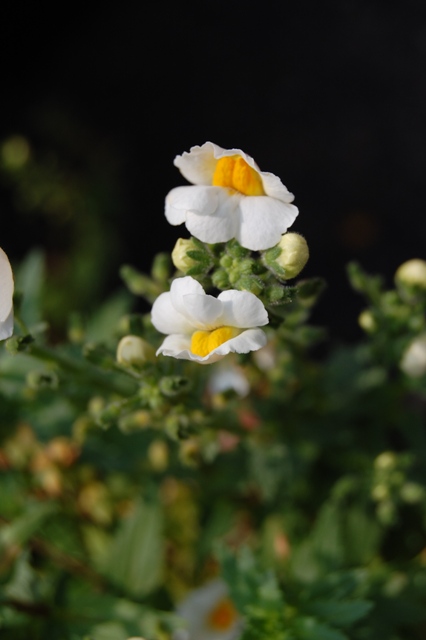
<box><xmin>2</xmin><ymin>0</ymin><xmax>426</xmax><ymax>342</ymax></box>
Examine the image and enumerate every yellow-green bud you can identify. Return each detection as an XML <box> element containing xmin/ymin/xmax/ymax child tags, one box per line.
<box><xmin>395</xmin><ymin>259</ymin><xmax>426</xmax><ymax>303</ymax></box>
<box><xmin>395</xmin><ymin>259</ymin><xmax>426</xmax><ymax>289</ymax></box>
<box><xmin>171</xmin><ymin>238</ymin><xmax>198</xmax><ymax>273</ymax></box>
<box><xmin>358</xmin><ymin>309</ymin><xmax>376</xmax><ymax>333</ymax></box>
<box><xmin>116</xmin><ymin>335</ymin><xmax>155</xmax><ymax>366</ymax></box>
<box><xmin>400</xmin><ymin>334</ymin><xmax>426</xmax><ymax>378</ymax></box>
<box><xmin>275</xmin><ymin>233</ymin><xmax>309</xmax><ymax>279</ymax></box>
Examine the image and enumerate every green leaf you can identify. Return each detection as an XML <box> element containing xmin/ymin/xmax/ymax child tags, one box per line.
<box><xmin>85</xmin><ymin>290</ymin><xmax>132</xmax><ymax>342</ymax></box>
<box><xmin>294</xmin><ymin>617</ymin><xmax>348</xmax><ymax>640</ymax></box>
<box><xmin>102</xmin><ymin>497</ymin><xmax>164</xmax><ymax>597</ymax></box>
<box><xmin>15</xmin><ymin>249</ymin><xmax>45</xmax><ymax>329</ymax></box>
<box><xmin>0</xmin><ymin>502</ymin><xmax>57</xmax><ymax>552</ymax></box>
<box><xmin>307</xmin><ymin>599</ymin><xmax>374</xmax><ymax>627</ymax></box>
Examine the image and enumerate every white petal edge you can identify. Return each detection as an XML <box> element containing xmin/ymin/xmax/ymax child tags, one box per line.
<box><xmin>218</xmin><ymin>290</ymin><xmax>269</xmax><ymax>328</ymax></box>
<box><xmin>0</xmin><ymin>307</ymin><xmax>14</xmax><ymax>340</ymax></box>
<box><xmin>0</xmin><ymin>247</ymin><xmax>14</xmax><ymax>323</ymax></box>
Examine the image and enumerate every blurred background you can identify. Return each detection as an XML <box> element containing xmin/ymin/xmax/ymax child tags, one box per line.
<box><xmin>1</xmin><ymin>0</ymin><xmax>426</xmax><ymax>342</ymax></box>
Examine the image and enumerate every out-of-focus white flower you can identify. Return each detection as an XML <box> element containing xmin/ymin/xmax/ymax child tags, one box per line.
<box><xmin>0</xmin><ymin>247</ymin><xmax>14</xmax><ymax>340</ymax></box>
<box><xmin>165</xmin><ymin>142</ymin><xmax>298</xmax><ymax>251</ymax></box>
<box><xmin>151</xmin><ymin>276</ymin><xmax>268</xmax><ymax>365</ymax></box>
<box><xmin>400</xmin><ymin>334</ymin><xmax>426</xmax><ymax>377</ymax></box>
<box><xmin>173</xmin><ymin>579</ymin><xmax>242</xmax><ymax>640</ymax></box>
<box><xmin>207</xmin><ymin>364</ymin><xmax>250</xmax><ymax>397</ymax></box>
<box><xmin>395</xmin><ymin>259</ymin><xmax>426</xmax><ymax>289</ymax></box>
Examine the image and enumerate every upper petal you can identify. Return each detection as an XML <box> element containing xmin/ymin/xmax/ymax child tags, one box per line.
<box><xmin>174</xmin><ymin>141</ymin><xmax>262</xmax><ymax>186</ymax></box>
<box><xmin>165</xmin><ymin>185</ymin><xmax>219</xmax><ymax>225</ymax></box>
<box><xmin>218</xmin><ymin>290</ymin><xmax>269</xmax><ymax>328</ymax></box>
<box><xmin>151</xmin><ymin>291</ymin><xmax>195</xmax><ymax>335</ymax></box>
<box><xmin>261</xmin><ymin>171</ymin><xmax>295</xmax><ymax>203</ymax></box>
<box><xmin>0</xmin><ymin>248</ymin><xmax>14</xmax><ymax>324</ymax></box>
<box><xmin>174</xmin><ymin>142</ymin><xmax>225</xmax><ymax>185</ymax></box>
<box><xmin>237</xmin><ymin>197</ymin><xmax>299</xmax><ymax>250</ymax></box>
<box><xmin>181</xmin><ymin>293</ymin><xmax>223</xmax><ymax>329</ymax></box>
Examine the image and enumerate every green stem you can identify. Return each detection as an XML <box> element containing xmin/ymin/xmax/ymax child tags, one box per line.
<box><xmin>26</xmin><ymin>343</ymin><xmax>138</xmax><ymax>397</ymax></box>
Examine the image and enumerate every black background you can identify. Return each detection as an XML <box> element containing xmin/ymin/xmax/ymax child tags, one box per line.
<box><xmin>2</xmin><ymin>0</ymin><xmax>426</xmax><ymax>342</ymax></box>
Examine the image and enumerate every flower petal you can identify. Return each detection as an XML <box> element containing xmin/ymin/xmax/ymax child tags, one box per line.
<box><xmin>0</xmin><ymin>248</ymin><xmax>14</xmax><ymax>324</ymax></box>
<box><xmin>174</xmin><ymin>142</ymin><xmax>225</xmax><ymax>185</ymax></box>
<box><xmin>237</xmin><ymin>196</ymin><xmax>299</xmax><ymax>250</ymax></box>
<box><xmin>218</xmin><ymin>290</ymin><xmax>269</xmax><ymax>328</ymax></box>
<box><xmin>185</xmin><ymin>191</ymin><xmax>240</xmax><ymax>244</ymax></box>
<box><xmin>181</xmin><ymin>293</ymin><xmax>223</xmax><ymax>329</ymax></box>
<box><xmin>261</xmin><ymin>171</ymin><xmax>295</xmax><ymax>203</ymax></box>
<box><xmin>151</xmin><ymin>291</ymin><xmax>195</xmax><ymax>335</ymax></box>
<box><xmin>156</xmin><ymin>333</ymin><xmax>192</xmax><ymax>357</ymax></box>
<box><xmin>0</xmin><ymin>307</ymin><xmax>13</xmax><ymax>340</ymax></box>
<box><xmin>165</xmin><ymin>185</ymin><xmax>219</xmax><ymax>225</ymax></box>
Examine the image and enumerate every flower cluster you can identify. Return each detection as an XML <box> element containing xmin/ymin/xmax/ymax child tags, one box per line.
<box><xmin>150</xmin><ymin>142</ymin><xmax>308</xmax><ymax>365</ymax></box>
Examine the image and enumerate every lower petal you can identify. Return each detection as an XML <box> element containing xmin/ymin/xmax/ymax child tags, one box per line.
<box><xmin>185</xmin><ymin>192</ymin><xmax>240</xmax><ymax>244</ymax></box>
<box><xmin>165</xmin><ymin>185</ymin><xmax>219</xmax><ymax>225</ymax></box>
<box><xmin>238</xmin><ymin>197</ymin><xmax>299</xmax><ymax>251</ymax></box>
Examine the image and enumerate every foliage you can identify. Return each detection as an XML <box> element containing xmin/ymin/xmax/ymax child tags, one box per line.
<box><xmin>1</xmin><ymin>136</ymin><xmax>426</xmax><ymax>640</ymax></box>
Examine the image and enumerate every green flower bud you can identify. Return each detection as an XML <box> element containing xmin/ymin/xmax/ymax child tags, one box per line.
<box><xmin>171</xmin><ymin>238</ymin><xmax>198</xmax><ymax>273</ymax></box>
<box><xmin>211</xmin><ymin>268</ymin><xmax>230</xmax><ymax>289</ymax></box>
<box><xmin>274</xmin><ymin>233</ymin><xmax>309</xmax><ymax>279</ymax></box>
<box><xmin>116</xmin><ymin>335</ymin><xmax>155</xmax><ymax>366</ymax></box>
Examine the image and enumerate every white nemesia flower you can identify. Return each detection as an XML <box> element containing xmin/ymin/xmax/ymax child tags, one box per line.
<box><xmin>165</xmin><ymin>142</ymin><xmax>299</xmax><ymax>251</ymax></box>
<box><xmin>173</xmin><ymin>579</ymin><xmax>242</xmax><ymax>640</ymax></box>
<box><xmin>0</xmin><ymin>247</ymin><xmax>14</xmax><ymax>340</ymax></box>
<box><xmin>151</xmin><ymin>276</ymin><xmax>268</xmax><ymax>365</ymax></box>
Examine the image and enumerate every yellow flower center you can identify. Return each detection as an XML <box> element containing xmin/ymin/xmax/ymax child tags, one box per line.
<box><xmin>207</xmin><ymin>597</ymin><xmax>238</xmax><ymax>631</ymax></box>
<box><xmin>191</xmin><ymin>326</ymin><xmax>237</xmax><ymax>357</ymax></box>
<box><xmin>212</xmin><ymin>155</ymin><xmax>265</xmax><ymax>196</ymax></box>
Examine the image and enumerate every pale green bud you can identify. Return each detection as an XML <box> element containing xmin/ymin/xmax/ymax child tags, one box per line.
<box><xmin>116</xmin><ymin>335</ymin><xmax>155</xmax><ymax>366</ymax></box>
<box><xmin>400</xmin><ymin>334</ymin><xmax>426</xmax><ymax>378</ymax></box>
<box><xmin>395</xmin><ymin>259</ymin><xmax>426</xmax><ymax>289</ymax></box>
<box><xmin>395</xmin><ymin>259</ymin><xmax>426</xmax><ymax>303</ymax></box>
<box><xmin>171</xmin><ymin>238</ymin><xmax>198</xmax><ymax>273</ymax></box>
<box><xmin>275</xmin><ymin>233</ymin><xmax>309</xmax><ymax>279</ymax></box>
<box><xmin>358</xmin><ymin>309</ymin><xmax>376</xmax><ymax>333</ymax></box>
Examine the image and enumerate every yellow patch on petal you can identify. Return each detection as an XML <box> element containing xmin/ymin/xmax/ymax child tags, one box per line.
<box><xmin>212</xmin><ymin>156</ymin><xmax>265</xmax><ymax>196</ymax></box>
<box><xmin>207</xmin><ymin>597</ymin><xmax>238</xmax><ymax>631</ymax></box>
<box><xmin>191</xmin><ymin>326</ymin><xmax>237</xmax><ymax>357</ymax></box>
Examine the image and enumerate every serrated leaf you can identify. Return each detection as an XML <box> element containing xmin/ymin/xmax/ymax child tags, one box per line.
<box><xmin>185</xmin><ymin>265</ymin><xmax>206</xmax><ymax>276</ymax></box>
<box><xmin>186</xmin><ymin>250</ymin><xmax>208</xmax><ymax>262</ymax></box>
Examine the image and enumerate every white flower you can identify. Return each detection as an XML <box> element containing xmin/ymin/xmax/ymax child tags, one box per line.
<box><xmin>173</xmin><ymin>579</ymin><xmax>242</xmax><ymax>640</ymax></box>
<box><xmin>151</xmin><ymin>276</ymin><xmax>268</xmax><ymax>365</ymax></box>
<box><xmin>165</xmin><ymin>142</ymin><xmax>298</xmax><ymax>251</ymax></box>
<box><xmin>0</xmin><ymin>247</ymin><xmax>14</xmax><ymax>340</ymax></box>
